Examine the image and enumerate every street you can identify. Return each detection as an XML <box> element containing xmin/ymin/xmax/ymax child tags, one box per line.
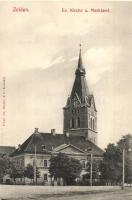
<box><xmin>48</xmin><ymin>188</ymin><xmax>132</xmax><ymax>200</ymax></box>
<box><xmin>0</xmin><ymin>185</ymin><xmax>131</xmax><ymax>200</ymax></box>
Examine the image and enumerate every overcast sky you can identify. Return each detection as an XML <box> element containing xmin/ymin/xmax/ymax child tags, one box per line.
<box><xmin>0</xmin><ymin>1</ymin><xmax>132</xmax><ymax>149</ymax></box>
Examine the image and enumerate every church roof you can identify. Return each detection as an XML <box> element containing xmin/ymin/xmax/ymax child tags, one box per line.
<box><xmin>67</xmin><ymin>46</ymin><xmax>95</xmax><ymax>107</ymax></box>
<box><xmin>76</xmin><ymin>46</ymin><xmax>86</xmax><ymax>75</ymax></box>
<box><xmin>70</xmin><ymin>75</ymin><xmax>90</xmax><ymax>104</ymax></box>
<box><xmin>11</xmin><ymin>132</ymin><xmax>104</xmax><ymax>157</ymax></box>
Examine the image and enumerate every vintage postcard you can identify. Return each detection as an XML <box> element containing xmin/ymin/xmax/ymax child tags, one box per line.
<box><xmin>0</xmin><ymin>1</ymin><xmax>132</xmax><ymax>199</ymax></box>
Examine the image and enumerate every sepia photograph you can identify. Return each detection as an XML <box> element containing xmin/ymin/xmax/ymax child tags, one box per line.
<box><xmin>0</xmin><ymin>1</ymin><xmax>132</xmax><ymax>200</ymax></box>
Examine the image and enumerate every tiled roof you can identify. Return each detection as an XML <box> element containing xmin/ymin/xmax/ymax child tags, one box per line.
<box><xmin>11</xmin><ymin>132</ymin><xmax>104</xmax><ymax>157</ymax></box>
<box><xmin>0</xmin><ymin>146</ymin><xmax>16</xmax><ymax>156</ymax></box>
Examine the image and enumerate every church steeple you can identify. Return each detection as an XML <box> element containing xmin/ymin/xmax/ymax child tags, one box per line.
<box><xmin>70</xmin><ymin>45</ymin><xmax>89</xmax><ymax>104</ymax></box>
<box><xmin>63</xmin><ymin>46</ymin><xmax>97</xmax><ymax>144</ymax></box>
<box><xmin>76</xmin><ymin>44</ymin><xmax>86</xmax><ymax>76</ymax></box>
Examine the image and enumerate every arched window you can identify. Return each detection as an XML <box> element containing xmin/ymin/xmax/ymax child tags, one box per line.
<box><xmin>72</xmin><ymin>117</ymin><xmax>74</xmax><ymax>128</ymax></box>
<box><xmin>93</xmin><ymin>119</ymin><xmax>94</xmax><ymax>130</ymax></box>
<box><xmin>90</xmin><ymin>118</ymin><xmax>92</xmax><ymax>129</ymax></box>
<box><xmin>77</xmin><ymin>117</ymin><xmax>80</xmax><ymax>128</ymax></box>
<box><xmin>94</xmin><ymin>119</ymin><xmax>96</xmax><ymax>130</ymax></box>
<box><xmin>70</xmin><ymin>119</ymin><xmax>72</xmax><ymax>128</ymax></box>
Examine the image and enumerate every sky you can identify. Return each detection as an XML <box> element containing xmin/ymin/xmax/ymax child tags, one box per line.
<box><xmin>0</xmin><ymin>1</ymin><xmax>132</xmax><ymax>149</ymax></box>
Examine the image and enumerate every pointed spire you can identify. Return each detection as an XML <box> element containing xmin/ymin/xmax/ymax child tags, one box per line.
<box><xmin>76</xmin><ymin>44</ymin><xmax>85</xmax><ymax>76</ymax></box>
<box><xmin>78</xmin><ymin>44</ymin><xmax>83</xmax><ymax>70</ymax></box>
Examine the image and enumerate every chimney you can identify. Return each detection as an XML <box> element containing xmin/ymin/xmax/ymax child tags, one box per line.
<box><xmin>34</xmin><ymin>128</ymin><xmax>39</xmax><ymax>134</ymax></box>
<box><xmin>51</xmin><ymin>129</ymin><xmax>56</xmax><ymax>135</ymax></box>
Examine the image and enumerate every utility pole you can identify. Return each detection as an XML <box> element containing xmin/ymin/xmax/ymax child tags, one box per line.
<box><xmin>87</xmin><ymin>147</ymin><xmax>93</xmax><ymax>186</ymax></box>
<box><xmin>122</xmin><ymin>148</ymin><xmax>125</xmax><ymax>190</ymax></box>
<box><xmin>121</xmin><ymin>146</ymin><xmax>132</xmax><ymax>190</ymax></box>
<box><xmin>34</xmin><ymin>144</ymin><xmax>37</xmax><ymax>185</ymax></box>
<box><xmin>90</xmin><ymin>152</ymin><xmax>93</xmax><ymax>186</ymax></box>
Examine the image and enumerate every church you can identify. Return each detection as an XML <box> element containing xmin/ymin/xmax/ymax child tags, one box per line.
<box><xmin>11</xmin><ymin>46</ymin><xmax>104</xmax><ymax>185</ymax></box>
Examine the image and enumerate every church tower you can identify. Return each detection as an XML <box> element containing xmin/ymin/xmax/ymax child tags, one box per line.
<box><xmin>63</xmin><ymin>46</ymin><xmax>97</xmax><ymax>144</ymax></box>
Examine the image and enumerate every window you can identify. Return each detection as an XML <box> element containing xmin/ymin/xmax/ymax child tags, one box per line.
<box><xmin>44</xmin><ymin>160</ymin><xmax>47</xmax><ymax>167</ymax></box>
<box><xmin>93</xmin><ymin>119</ymin><xmax>94</xmax><ymax>130</ymax></box>
<box><xmin>44</xmin><ymin>174</ymin><xmax>48</xmax><ymax>181</ymax></box>
<box><xmin>77</xmin><ymin>117</ymin><xmax>80</xmax><ymax>128</ymax></box>
<box><xmin>72</xmin><ymin>117</ymin><xmax>74</xmax><ymax>128</ymax></box>
<box><xmin>70</xmin><ymin>119</ymin><xmax>72</xmax><ymax>128</ymax></box>
<box><xmin>94</xmin><ymin>119</ymin><xmax>96</xmax><ymax>130</ymax></box>
<box><xmin>90</xmin><ymin>118</ymin><xmax>92</xmax><ymax>129</ymax></box>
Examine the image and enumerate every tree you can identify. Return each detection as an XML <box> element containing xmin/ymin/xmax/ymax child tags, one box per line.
<box><xmin>8</xmin><ymin>159</ymin><xmax>25</xmax><ymax>183</ymax></box>
<box><xmin>49</xmin><ymin>153</ymin><xmax>82</xmax><ymax>185</ymax></box>
<box><xmin>24</xmin><ymin>164</ymin><xmax>34</xmax><ymax>181</ymax></box>
<box><xmin>9</xmin><ymin>167</ymin><xmax>24</xmax><ymax>183</ymax></box>
<box><xmin>0</xmin><ymin>156</ymin><xmax>25</xmax><ymax>184</ymax></box>
<box><xmin>117</xmin><ymin>134</ymin><xmax>132</xmax><ymax>150</ymax></box>
<box><xmin>0</xmin><ymin>155</ymin><xmax>12</xmax><ymax>182</ymax></box>
<box><xmin>101</xmin><ymin>134</ymin><xmax>132</xmax><ymax>185</ymax></box>
<box><xmin>117</xmin><ymin>134</ymin><xmax>132</xmax><ymax>185</ymax></box>
<box><xmin>100</xmin><ymin>143</ymin><xmax>122</xmax><ymax>185</ymax></box>
<box><xmin>66</xmin><ymin>157</ymin><xmax>82</xmax><ymax>185</ymax></box>
<box><xmin>24</xmin><ymin>164</ymin><xmax>40</xmax><ymax>184</ymax></box>
<box><xmin>85</xmin><ymin>159</ymin><xmax>102</xmax><ymax>183</ymax></box>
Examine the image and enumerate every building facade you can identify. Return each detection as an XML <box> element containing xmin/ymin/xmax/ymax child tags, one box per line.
<box><xmin>11</xmin><ymin>48</ymin><xmax>103</xmax><ymax>185</ymax></box>
<box><xmin>63</xmin><ymin>47</ymin><xmax>97</xmax><ymax>144</ymax></box>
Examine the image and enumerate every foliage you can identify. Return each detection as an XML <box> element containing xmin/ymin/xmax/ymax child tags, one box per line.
<box><xmin>100</xmin><ymin>144</ymin><xmax>122</xmax><ymax>184</ymax></box>
<box><xmin>0</xmin><ymin>155</ymin><xmax>12</xmax><ymax>181</ymax></box>
<box><xmin>9</xmin><ymin>164</ymin><xmax>25</xmax><ymax>181</ymax></box>
<box><xmin>86</xmin><ymin>159</ymin><xmax>101</xmax><ymax>179</ymax></box>
<box><xmin>7</xmin><ymin>159</ymin><xmax>25</xmax><ymax>182</ymax></box>
<box><xmin>0</xmin><ymin>156</ymin><xmax>25</xmax><ymax>182</ymax></box>
<box><xmin>117</xmin><ymin>134</ymin><xmax>132</xmax><ymax>184</ymax></box>
<box><xmin>24</xmin><ymin>164</ymin><xmax>34</xmax><ymax>180</ymax></box>
<box><xmin>49</xmin><ymin>153</ymin><xmax>82</xmax><ymax>185</ymax></box>
<box><xmin>101</xmin><ymin>134</ymin><xmax>132</xmax><ymax>185</ymax></box>
<box><xmin>24</xmin><ymin>164</ymin><xmax>40</xmax><ymax>182</ymax></box>
<box><xmin>81</xmin><ymin>159</ymin><xmax>102</xmax><ymax>185</ymax></box>
<box><xmin>0</xmin><ymin>156</ymin><xmax>40</xmax><ymax>183</ymax></box>
<box><xmin>117</xmin><ymin>134</ymin><xmax>132</xmax><ymax>150</ymax></box>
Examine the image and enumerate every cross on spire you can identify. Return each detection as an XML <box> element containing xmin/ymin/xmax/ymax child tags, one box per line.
<box><xmin>79</xmin><ymin>43</ymin><xmax>82</xmax><ymax>55</ymax></box>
